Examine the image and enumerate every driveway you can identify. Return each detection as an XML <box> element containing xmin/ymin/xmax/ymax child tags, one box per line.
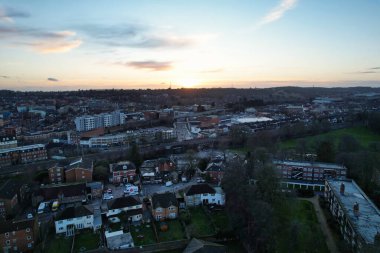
<box><xmin>299</xmin><ymin>196</ymin><xmax>339</xmax><ymax>253</ymax></box>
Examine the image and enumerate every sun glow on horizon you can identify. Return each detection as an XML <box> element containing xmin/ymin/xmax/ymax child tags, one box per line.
<box><xmin>177</xmin><ymin>78</ymin><xmax>201</xmax><ymax>88</ymax></box>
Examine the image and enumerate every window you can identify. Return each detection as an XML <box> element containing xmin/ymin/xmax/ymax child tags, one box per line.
<box><xmin>5</xmin><ymin>232</ymin><xmax>9</xmax><ymax>238</ymax></box>
<box><xmin>12</xmin><ymin>231</ymin><xmax>15</xmax><ymax>235</ymax></box>
<box><xmin>27</xmin><ymin>236</ymin><xmax>32</xmax><ymax>240</ymax></box>
<box><xmin>156</xmin><ymin>215</ymin><xmax>161</xmax><ymax>220</ymax></box>
<box><xmin>6</xmin><ymin>240</ymin><xmax>10</xmax><ymax>245</ymax></box>
<box><xmin>59</xmin><ymin>227</ymin><xmax>63</xmax><ymax>230</ymax></box>
<box><xmin>58</xmin><ymin>221</ymin><xmax>63</xmax><ymax>224</ymax></box>
<box><xmin>26</xmin><ymin>228</ymin><xmax>30</xmax><ymax>232</ymax></box>
<box><xmin>28</xmin><ymin>243</ymin><xmax>32</xmax><ymax>248</ymax></box>
<box><xmin>202</xmin><ymin>194</ymin><xmax>207</xmax><ymax>196</ymax></box>
<box><xmin>87</xmin><ymin>215</ymin><xmax>92</xmax><ymax>218</ymax></box>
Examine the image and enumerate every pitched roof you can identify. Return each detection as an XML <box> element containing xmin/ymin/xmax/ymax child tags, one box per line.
<box><xmin>152</xmin><ymin>192</ymin><xmax>178</xmax><ymax>209</ymax></box>
<box><xmin>186</xmin><ymin>184</ymin><xmax>216</xmax><ymax>196</ymax></box>
<box><xmin>56</xmin><ymin>205</ymin><xmax>93</xmax><ymax>221</ymax></box>
<box><xmin>0</xmin><ymin>219</ymin><xmax>35</xmax><ymax>234</ymax></box>
<box><xmin>126</xmin><ymin>208</ymin><xmax>143</xmax><ymax>217</ymax></box>
<box><xmin>107</xmin><ymin>196</ymin><xmax>141</xmax><ymax>210</ymax></box>
<box><xmin>39</xmin><ymin>183</ymin><xmax>87</xmax><ymax>200</ymax></box>
<box><xmin>111</xmin><ymin>161</ymin><xmax>136</xmax><ymax>172</ymax></box>
<box><xmin>206</xmin><ymin>163</ymin><xmax>224</xmax><ymax>172</ymax></box>
<box><xmin>183</xmin><ymin>238</ymin><xmax>226</xmax><ymax>253</ymax></box>
<box><xmin>0</xmin><ymin>179</ymin><xmax>21</xmax><ymax>199</ymax></box>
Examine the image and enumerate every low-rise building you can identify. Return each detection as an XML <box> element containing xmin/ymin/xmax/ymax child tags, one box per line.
<box><xmin>55</xmin><ymin>205</ymin><xmax>94</xmax><ymax>236</ymax></box>
<box><xmin>0</xmin><ymin>219</ymin><xmax>36</xmax><ymax>253</ymax></box>
<box><xmin>106</xmin><ymin>196</ymin><xmax>143</xmax><ymax>222</ymax></box>
<box><xmin>0</xmin><ymin>135</ymin><xmax>17</xmax><ymax>150</ymax></box>
<box><xmin>205</xmin><ymin>162</ymin><xmax>225</xmax><ymax>184</ymax></box>
<box><xmin>275</xmin><ymin>160</ymin><xmax>347</xmax><ymax>191</ymax></box>
<box><xmin>0</xmin><ymin>144</ymin><xmax>47</xmax><ymax>166</ymax></box>
<box><xmin>184</xmin><ymin>184</ymin><xmax>225</xmax><ymax>207</ymax></box>
<box><xmin>36</xmin><ymin>183</ymin><xmax>88</xmax><ymax>205</ymax></box>
<box><xmin>109</xmin><ymin>161</ymin><xmax>136</xmax><ymax>184</ymax></box>
<box><xmin>0</xmin><ymin>180</ymin><xmax>21</xmax><ymax>220</ymax></box>
<box><xmin>325</xmin><ymin>179</ymin><xmax>380</xmax><ymax>252</ymax></box>
<box><xmin>151</xmin><ymin>192</ymin><xmax>178</xmax><ymax>221</ymax></box>
<box><xmin>48</xmin><ymin>158</ymin><xmax>93</xmax><ymax>184</ymax></box>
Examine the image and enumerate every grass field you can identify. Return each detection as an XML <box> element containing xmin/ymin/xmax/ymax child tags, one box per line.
<box><xmin>210</xmin><ymin>210</ymin><xmax>232</xmax><ymax>233</ymax></box>
<box><xmin>188</xmin><ymin>207</ymin><xmax>215</xmax><ymax>237</ymax></box>
<box><xmin>73</xmin><ymin>233</ymin><xmax>99</xmax><ymax>252</ymax></box>
<box><xmin>44</xmin><ymin>236</ymin><xmax>72</xmax><ymax>253</ymax></box>
<box><xmin>275</xmin><ymin>200</ymin><xmax>329</xmax><ymax>253</ymax></box>
<box><xmin>131</xmin><ymin>224</ymin><xmax>157</xmax><ymax>246</ymax></box>
<box><xmin>280</xmin><ymin>126</ymin><xmax>380</xmax><ymax>150</ymax></box>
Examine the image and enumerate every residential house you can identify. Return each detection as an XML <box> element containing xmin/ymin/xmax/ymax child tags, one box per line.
<box><xmin>151</xmin><ymin>192</ymin><xmax>178</xmax><ymax>221</ymax></box>
<box><xmin>0</xmin><ymin>135</ymin><xmax>17</xmax><ymax>150</ymax></box>
<box><xmin>0</xmin><ymin>219</ymin><xmax>36</xmax><ymax>253</ymax></box>
<box><xmin>325</xmin><ymin>179</ymin><xmax>380</xmax><ymax>252</ymax></box>
<box><xmin>158</xmin><ymin>158</ymin><xmax>176</xmax><ymax>173</ymax></box>
<box><xmin>184</xmin><ymin>184</ymin><xmax>225</xmax><ymax>207</ymax></box>
<box><xmin>0</xmin><ymin>144</ymin><xmax>47</xmax><ymax>166</ymax></box>
<box><xmin>140</xmin><ymin>160</ymin><xmax>158</xmax><ymax>183</ymax></box>
<box><xmin>55</xmin><ymin>205</ymin><xmax>94</xmax><ymax>236</ymax></box>
<box><xmin>106</xmin><ymin>196</ymin><xmax>143</xmax><ymax>222</ymax></box>
<box><xmin>205</xmin><ymin>162</ymin><xmax>225</xmax><ymax>184</ymax></box>
<box><xmin>183</xmin><ymin>238</ymin><xmax>226</xmax><ymax>253</ymax></box>
<box><xmin>109</xmin><ymin>161</ymin><xmax>136</xmax><ymax>184</ymax></box>
<box><xmin>86</xmin><ymin>182</ymin><xmax>103</xmax><ymax>199</ymax></box>
<box><xmin>0</xmin><ymin>180</ymin><xmax>21</xmax><ymax>220</ymax></box>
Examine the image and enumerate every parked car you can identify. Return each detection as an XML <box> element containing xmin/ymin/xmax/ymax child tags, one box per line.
<box><xmin>103</xmin><ymin>194</ymin><xmax>114</xmax><ymax>200</ymax></box>
<box><xmin>27</xmin><ymin>213</ymin><xmax>33</xmax><ymax>219</ymax></box>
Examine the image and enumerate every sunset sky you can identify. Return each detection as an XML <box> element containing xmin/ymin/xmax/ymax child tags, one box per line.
<box><xmin>0</xmin><ymin>0</ymin><xmax>380</xmax><ymax>90</ymax></box>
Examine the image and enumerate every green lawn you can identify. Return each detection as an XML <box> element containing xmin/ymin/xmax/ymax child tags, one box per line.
<box><xmin>130</xmin><ymin>224</ymin><xmax>157</xmax><ymax>246</ymax></box>
<box><xmin>210</xmin><ymin>210</ymin><xmax>232</xmax><ymax>233</ymax></box>
<box><xmin>157</xmin><ymin>220</ymin><xmax>186</xmax><ymax>242</ymax></box>
<box><xmin>188</xmin><ymin>207</ymin><xmax>215</xmax><ymax>237</ymax></box>
<box><xmin>73</xmin><ymin>232</ymin><xmax>99</xmax><ymax>253</ymax></box>
<box><xmin>44</xmin><ymin>236</ymin><xmax>72</xmax><ymax>253</ymax></box>
<box><xmin>275</xmin><ymin>200</ymin><xmax>329</xmax><ymax>253</ymax></box>
<box><xmin>280</xmin><ymin>126</ymin><xmax>380</xmax><ymax>150</ymax></box>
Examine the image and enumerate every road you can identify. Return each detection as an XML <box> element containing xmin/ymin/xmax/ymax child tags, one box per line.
<box><xmin>299</xmin><ymin>196</ymin><xmax>339</xmax><ymax>253</ymax></box>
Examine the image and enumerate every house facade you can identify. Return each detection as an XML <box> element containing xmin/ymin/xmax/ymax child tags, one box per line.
<box><xmin>0</xmin><ymin>219</ymin><xmax>36</xmax><ymax>253</ymax></box>
<box><xmin>325</xmin><ymin>179</ymin><xmax>380</xmax><ymax>252</ymax></box>
<box><xmin>109</xmin><ymin>161</ymin><xmax>136</xmax><ymax>184</ymax></box>
<box><xmin>205</xmin><ymin>162</ymin><xmax>225</xmax><ymax>184</ymax></box>
<box><xmin>185</xmin><ymin>184</ymin><xmax>225</xmax><ymax>207</ymax></box>
<box><xmin>55</xmin><ymin>206</ymin><xmax>94</xmax><ymax>236</ymax></box>
<box><xmin>48</xmin><ymin>166</ymin><xmax>64</xmax><ymax>184</ymax></box>
<box><xmin>106</xmin><ymin>196</ymin><xmax>143</xmax><ymax>222</ymax></box>
<box><xmin>151</xmin><ymin>192</ymin><xmax>178</xmax><ymax>221</ymax></box>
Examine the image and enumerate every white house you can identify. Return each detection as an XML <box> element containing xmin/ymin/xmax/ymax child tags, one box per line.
<box><xmin>184</xmin><ymin>184</ymin><xmax>225</xmax><ymax>207</ymax></box>
<box><xmin>106</xmin><ymin>196</ymin><xmax>143</xmax><ymax>222</ymax></box>
<box><xmin>55</xmin><ymin>205</ymin><xmax>94</xmax><ymax>236</ymax></box>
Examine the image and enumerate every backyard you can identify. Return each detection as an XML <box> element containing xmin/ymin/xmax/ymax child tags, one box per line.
<box><xmin>73</xmin><ymin>232</ymin><xmax>100</xmax><ymax>252</ymax></box>
<box><xmin>44</xmin><ymin>236</ymin><xmax>72</xmax><ymax>253</ymax></box>
<box><xmin>157</xmin><ymin>219</ymin><xmax>186</xmax><ymax>242</ymax></box>
<box><xmin>188</xmin><ymin>207</ymin><xmax>216</xmax><ymax>237</ymax></box>
<box><xmin>130</xmin><ymin>224</ymin><xmax>157</xmax><ymax>246</ymax></box>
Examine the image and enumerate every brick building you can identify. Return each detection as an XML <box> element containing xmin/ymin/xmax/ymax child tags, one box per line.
<box><xmin>48</xmin><ymin>158</ymin><xmax>93</xmax><ymax>184</ymax></box>
<box><xmin>109</xmin><ymin>161</ymin><xmax>136</xmax><ymax>184</ymax></box>
<box><xmin>0</xmin><ymin>219</ymin><xmax>36</xmax><ymax>252</ymax></box>
<box><xmin>151</xmin><ymin>192</ymin><xmax>178</xmax><ymax>221</ymax></box>
<box><xmin>0</xmin><ymin>144</ymin><xmax>47</xmax><ymax>166</ymax></box>
<box><xmin>0</xmin><ymin>180</ymin><xmax>21</xmax><ymax>220</ymax></box>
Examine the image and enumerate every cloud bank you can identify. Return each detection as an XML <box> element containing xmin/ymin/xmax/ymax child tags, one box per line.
<box><xmin>47</xmin><ymin>77</ymin><xmax>59</xmax><ymax>82</ymax></box>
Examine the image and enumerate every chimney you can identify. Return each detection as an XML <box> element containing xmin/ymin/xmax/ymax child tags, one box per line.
<box><xmin>340</xmin><ymin>183</ymin><xmax>345</xmax><ymax>195</ymax></box>
<box><xmin>353</xmin><ymin>202</ymin><xmax>360</xmax><ymax>218</ymax></box>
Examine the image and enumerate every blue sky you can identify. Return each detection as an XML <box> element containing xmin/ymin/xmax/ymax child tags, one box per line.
<box><xmin>0</xmin><ymin>0</ymin><xmax>379</xmax><ymax>90</ymax></box>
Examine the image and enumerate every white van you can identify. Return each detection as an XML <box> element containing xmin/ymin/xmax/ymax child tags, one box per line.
<box><xmin>37</xmin><ymin>202</ymin><xmax>46</xmax><ymax>214</ymax></box>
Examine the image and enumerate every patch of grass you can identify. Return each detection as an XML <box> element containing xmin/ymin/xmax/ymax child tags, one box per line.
<box><xmin>211</xmin><ymin>210</ymin><xmax>232</xmax><ymax>233</ymax></box>
<box><xmin>74</xmin><ymin>232</ymin><xmax>99</xmax><ymax>253</ymax></box>
<box><xmin>188</xmin><ymin>207</ymin><xmax>215</xmax><ymax>237</ymax></box>
<box><xmin>130</xmin><ymin>224</ymin><xmax>157</xmax><ymax>246</ymax></box>
<box><xmin>157</xmin><ymin>220</ymin><xmax>186</xmax><ymax>242</ymax></box>
<box><xmin>44</xmin><ymin>236</ymin><xmax>72</xmax><ymax>253</ymax></box>
<box><xmin>275</xmin><ymin>200</ymin><xmax>329</xmax><ymax>253</ymax></box>
<box><xmin>280</xmin><ymin>126</ymin><xmax>380</xmax><ymax>150</ymax></box>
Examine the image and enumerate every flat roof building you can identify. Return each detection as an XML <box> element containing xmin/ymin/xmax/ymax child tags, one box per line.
<box><xmin>325</xmin><ymin>179</ymin><xmax>380</xmax><ymax>252</ymax></box>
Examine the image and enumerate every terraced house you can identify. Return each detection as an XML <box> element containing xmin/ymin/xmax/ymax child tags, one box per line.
<box><xmin>151</xmin><ymin>192</ymin><xmax>178</xmax><ymax>221</ymax></box>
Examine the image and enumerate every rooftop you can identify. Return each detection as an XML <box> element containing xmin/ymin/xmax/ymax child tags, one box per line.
<box><xmin>56</xmin><ymin>205</ymin><xmax>93</xmax><ymax>220</ymax></box>
<box><xmin>152</xmin><ymin>192</ymin><xmax>178</xmax><ymax>209</ymax></box>
<box><xmin>186</xmin><ymin>184</ymin><xmax>216</xmax><ymax>196</ymax></box>
<box><xmin>0</xmin><ymin>219</ymin><xmax>35</xmax><ymax>234</ymax></box>
<box><xmin>0</xmin><ymin>179</ymin><xmax>21</xmax><ymax>199</ymax></box>
<box><xmin>0</xmin><ymin>144</ymin><xmax>45</xmax><ymax>154</ymax></box>
<box><xmin>327</xmin><ymin>179</ymin><xmax>380</xmax><ymax>245</ymax></box>
<box><xmin>107</xmin><ymin>196</ymin><xmax>141</xmax><ymax>210</ymax></box>
<box><xmin>274</xmin><ymin>160</ymin><xmax>346</xmax><ymax>170</ymax></box>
